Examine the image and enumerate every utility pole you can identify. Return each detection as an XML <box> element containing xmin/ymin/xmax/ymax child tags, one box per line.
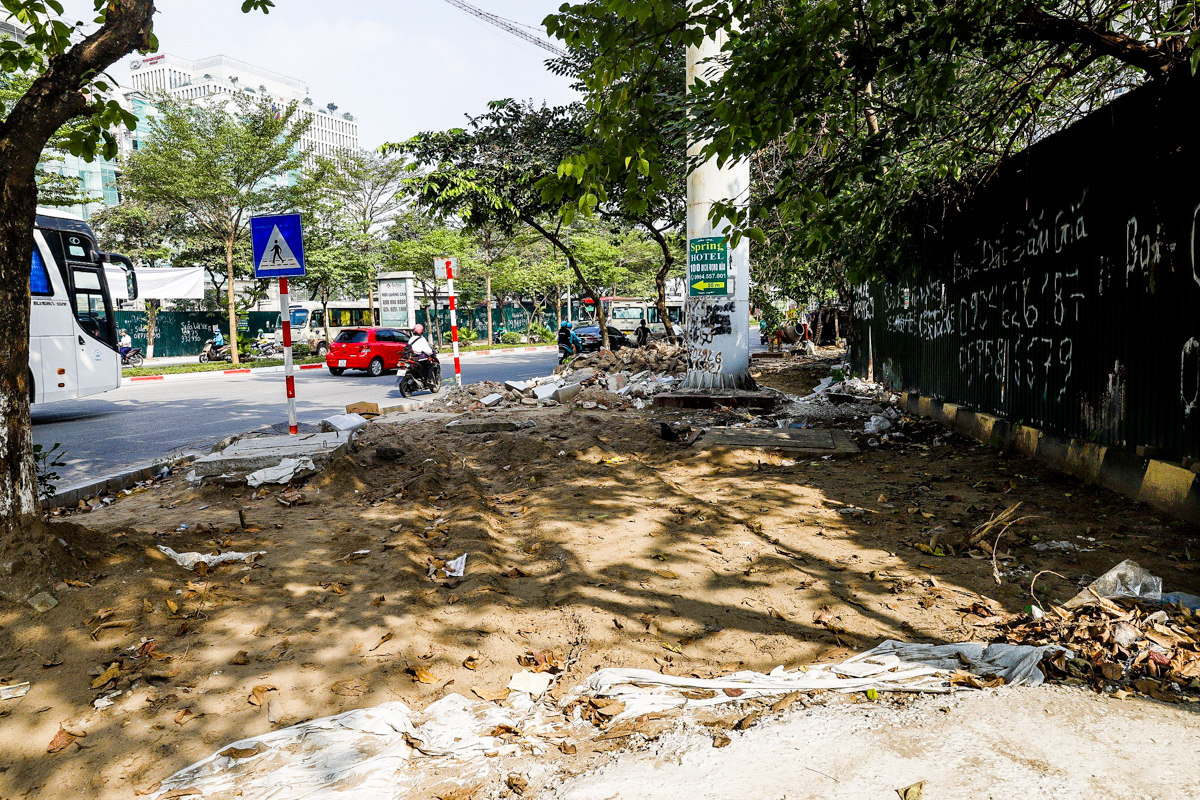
<box><xmin>682</xmin><ymin>16</ymin><xmax>753</xmax><ymax>391</ymax></box>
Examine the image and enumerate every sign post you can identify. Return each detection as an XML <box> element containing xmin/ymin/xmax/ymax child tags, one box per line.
<box><xmin>442</xmin><ymin>257</ymin><xmax>463</xmax><ymax>387</ymax></box>
<box><xmin>251</xmin><ymin>213</ymin><xmax>307</xmax><ymax>435</ymax></box>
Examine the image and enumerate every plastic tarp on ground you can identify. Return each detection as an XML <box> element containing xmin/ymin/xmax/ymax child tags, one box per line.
<box><xmin>146</xmin><ymin>642</ymin><xmax>1069</xmax><ymax>799</ymax></box>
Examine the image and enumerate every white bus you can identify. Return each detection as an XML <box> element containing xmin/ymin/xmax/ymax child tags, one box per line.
<box><xmin>285</xmin><ymin>300</ymin><xmax>375</xmax><ymax>356</ymax></box>
<box><xmin>29</xmin><ymin>209</ymin><xmax>136</xmax><ymax>404</ymax></box>
<box><xmin>604</xmin><ymin>298</ymin><xmax>685</xmax><ymax>338</ymax></box>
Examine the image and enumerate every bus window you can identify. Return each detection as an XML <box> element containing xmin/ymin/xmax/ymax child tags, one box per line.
<box><xmin>31</xmin><ymin>249</ymin><xmax>53</xmax><ymax>296</ymax></box>
<box><xmin>290</xmin><ymin>308</ymin><xmax>309</xmax><ymax>328</ymax></box>
<box><xmin>311</xmin><ymin>309</ymin><xmax>325</xmax><ymax>330</ymax></box>
<box><xmin>71</xmin><ymin>267</ymin><xmax>113</xmax><ymax>345</ymax></box>
<box><xmin>611</xmin><ymin>307</ymin><xmax>644</xmax><ymax>321</ymax></box>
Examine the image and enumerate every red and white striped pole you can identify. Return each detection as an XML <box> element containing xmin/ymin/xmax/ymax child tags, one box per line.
<box><xmin>444</xmin><ymin>258</ymin><xmax>462</xmax><ymax>387</ymax></box>
<box><xmin>278</xmin><ymin>277</ymin><xmax>298</xmax><ymax>434</ymax></box>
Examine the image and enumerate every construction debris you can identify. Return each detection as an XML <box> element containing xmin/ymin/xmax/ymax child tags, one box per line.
<box><xmin>158</xmin><ymin>546</ymin><xmax>265</xmax><ymax>572</ymax></box>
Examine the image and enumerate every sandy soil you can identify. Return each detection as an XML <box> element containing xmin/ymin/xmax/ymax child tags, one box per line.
<box><xmin>1</xmin><ymin>351</ymin><xmax>1197</xmax><ymax>798</ymax></box>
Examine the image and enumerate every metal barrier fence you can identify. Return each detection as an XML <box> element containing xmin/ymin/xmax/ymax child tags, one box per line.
<box><xmin>115</xmin><ymin>311</ymin><xmax>281</xmax><ymax>358</ymax></box>
<box><xmin>850</xmin><ymin>68</ymin><xmax>1200</xmax><ymax>461</ymax></box>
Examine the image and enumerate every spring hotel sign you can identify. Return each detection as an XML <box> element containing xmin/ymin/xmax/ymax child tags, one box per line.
<box><xmin>688</xmin><ymin>236</ymin><xmax>729</xmax><ymax>297</ymax></box>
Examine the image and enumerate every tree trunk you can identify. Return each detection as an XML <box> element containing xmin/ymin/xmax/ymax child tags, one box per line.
<box><xmin>647</xmin><ymin>225</ymin><xmax>677</xmax><ymax>342</ymax></box>
<box><xmin>524</xmin><ymin>217</ymin><xmax>610</xmax><ymax>350</ymax></box>
<box><xmin>0</xmin><ymin>166</ymin><xmax>43</xmax><ymax>555</ymax></box>
<box><xmin>225</xmin><ymin>239</ymin><xmax>240</xmax><ymax>365</ymax></box>
<box><xmin>146</xmin><ymin>300</ymin><xmax>159</xmax><ymax>359</ymax></box>
<box><xmin>486</xmin><ymin>273</ymin><xmax>493</xmax><ymax>344</ymax></box>
<box><xmin>321</xmin><ymin>286</ymin><xmax>331</xmax><ymax>353</ymax></box>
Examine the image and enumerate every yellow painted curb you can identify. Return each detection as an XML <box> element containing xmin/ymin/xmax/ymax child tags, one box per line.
<box><xmin>1138</xmin><ymin>460</ymin><xmax>1195</xmax><ymax>510</ymax></box>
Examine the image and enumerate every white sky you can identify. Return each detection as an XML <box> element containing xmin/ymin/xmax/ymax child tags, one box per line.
<box><xmin>55</xmin><ymin>0</ymin><xmax>578</xmax><ymax>147</ymax></box>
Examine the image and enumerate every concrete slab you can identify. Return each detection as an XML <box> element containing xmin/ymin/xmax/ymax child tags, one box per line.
<box><xmin>698</xmin><ymin>427</ymin><xmax>858</xmax><ymax>455</ymax></box>
<box><xmin>481</xmin><ymin>393</ymin><xmax>506</xmax><ymax>407</ymax></box>
<box><xmin>533</xmin><ymin>383</ymin><xmax>562</xmax><ymax>402</ymax></box>
<box><xmin>553</xmin><ymin>383</ymin><xmax>583</xmax><ymax>403</ymax></box>
<box><xmin>321</xmin><ymin>413</ymin><xmax>369</xmax><ymax>434</ymax></box>
<box><xmin>504</xmin><ymin>380</ymin><xmax>532</xmax><ymax>394</ymax></box>
<box><xmin>192</xmin><ymin>432</ymin><xmax>351</xmax><ymax>477</ymax></box>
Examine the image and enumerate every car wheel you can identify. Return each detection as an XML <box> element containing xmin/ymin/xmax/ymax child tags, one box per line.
<box><xmin>368</xmin><ymin>357</ymin><xmax>384</xmax><ymax>377</ymax></box>
<box><xmin>328</xmin><ymin>367</ymin><xmax>345</xmax><ymax>376</ymax></box>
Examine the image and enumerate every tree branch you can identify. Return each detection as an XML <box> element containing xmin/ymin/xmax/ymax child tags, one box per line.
<box><xmin>1013</xmin><ymin>7</ymin><xmax>1177</xmax><ymax>73</ymax></box>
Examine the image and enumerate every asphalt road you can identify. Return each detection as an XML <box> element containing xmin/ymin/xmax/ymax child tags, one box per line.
<box><xmin>32</xmin><ymin>350</ymin><xmax>560</xmax><ymax>488</ymax></box>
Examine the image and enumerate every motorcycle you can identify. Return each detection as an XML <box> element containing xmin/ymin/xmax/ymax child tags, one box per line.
<box><xmin>397</xmin><ymin>351</ymin><xmax>442</xmax><ymax>398</ymax></box>
<box><xmin>121</xmin><ymin>347</ymin><xmax>145</xmax><ymax>368</ymax></box>
<box><xmin>198</xmin><ymin>338</ymin><xmax>233</xmax><ymax>363</ymax></box>
<box><xmin>558</xmin><ymin>343</ymin><xmax>581</xmax><ymax>365</ymax></box>
<box><xmin>252</xmin><ymin>339</ymin><xmax>280</xmax><ymax>358</ymax></box>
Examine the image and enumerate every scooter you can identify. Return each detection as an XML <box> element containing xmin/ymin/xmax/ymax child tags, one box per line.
<box><xmin>198</xmin><ymin>339</ymin><xmax>233</xmax><ymax>363</ymax></box>
<box><xmin>558</xmin><ymin>343</ymin><xmax>581</xmax><ymax>365</ymax></box>
<box><xmin>397</xmin><ymin>351</ymin><xmax>443</xmax><ymax>397</ymax></box>
<box><xmin>121</xmin><ymin>347</ymin><xmax>145</xmax><ymax>367</ymax></box>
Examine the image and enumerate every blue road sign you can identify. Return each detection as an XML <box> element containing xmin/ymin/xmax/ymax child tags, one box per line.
<box><xmin>251</xmin><ymin>213</ymin><xmax>306</xmax><ymax>278</ymax></box>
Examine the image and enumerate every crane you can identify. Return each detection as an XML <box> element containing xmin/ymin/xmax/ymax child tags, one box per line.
<box><xmin>440</xmin><ymin>0</ymin><xmax>568</xmax><ymax>57</ymax></box>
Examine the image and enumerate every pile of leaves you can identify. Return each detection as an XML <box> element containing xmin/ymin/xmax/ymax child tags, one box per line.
<box><xmin>991</xmin><ymin>597</ymin><xmax>1200</xmax><ymax>703</ymax></box>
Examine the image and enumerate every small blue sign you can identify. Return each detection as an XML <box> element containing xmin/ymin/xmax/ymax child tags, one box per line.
<box><xmin>251</xmin><ymin>213</ymin><xmax>306</xmax><ymax>278</ymax></box>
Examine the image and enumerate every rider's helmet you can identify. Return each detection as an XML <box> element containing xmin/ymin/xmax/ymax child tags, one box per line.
<box><xmin>562</xmin><ymin>320</ymin><xmax>573</xmax><ymax>329</ymax></box>
<box><xmin>413</xmin><ymin>323</ymin><xmax>425</xmax><ymax>335</ymax></box>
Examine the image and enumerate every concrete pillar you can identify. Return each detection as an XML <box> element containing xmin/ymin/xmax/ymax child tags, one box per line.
<box><xmin>682</xmin><ymin>18</ymin><xmax>753</xmax><ymax>391</ymax></box>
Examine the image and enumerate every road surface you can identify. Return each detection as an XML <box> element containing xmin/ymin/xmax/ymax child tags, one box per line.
<box><xmin>33</xmin><ymin>350</ymin><xmax>559</xmax><ymax>487</ymax></box>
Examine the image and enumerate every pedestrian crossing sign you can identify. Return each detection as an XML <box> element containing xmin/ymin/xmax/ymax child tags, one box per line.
<box><xmin>251</xmin><ymin>213</ymin><xmax>306</xmax><ymax>278</ymax></box>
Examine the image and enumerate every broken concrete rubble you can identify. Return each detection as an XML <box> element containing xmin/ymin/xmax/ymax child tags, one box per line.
<box><xmin>192</xmin><ymin>432</ymin><xmax>351</xmax><ymax>479</ymax></box>
<box><xmin>445</xmin><ymin>419</ymin><xmax>522</xmax><ymax>434</ymax></box>
<box><xmin>320</xmin><ymin>413</ymin><xmax>369</xmax><ymax>434</ymax></box>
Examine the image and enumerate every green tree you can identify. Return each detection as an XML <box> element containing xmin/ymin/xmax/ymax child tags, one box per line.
<box><xmin>307</xmin><ymin>149</ymin><xmax>407</xmax><ymax>324</ymax></box>
<box><xmin>385</xmin><ymin>211</ymin><xmax>477</xmax><ymax>344</ymax></box>
<box><xmin>547</xmin><ymin>1</ymin><xmax>1200</xmax><ymax>279</ymax></box>
<box><xmin>386</xmin><ymin>100</ymin><xmax>624</xmax><ymax>350</ymax></box>
<box><xmin>120</xmin><ymin>92</ymin><xmax>309</xmax><ymax>364</ymax></box>
<box><xmin>0</xmin><ymin>0</ymin><xmax>274</xmax><ymax>558</ymax></box>
<box><xmin>90</xmin><ymin>202</ymin><xmax>179</xmax><ymax>358</ymax></box>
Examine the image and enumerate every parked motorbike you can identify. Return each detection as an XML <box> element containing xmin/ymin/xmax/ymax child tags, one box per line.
<box><xmin>121</xmin><ymin>347</ymin><xmax>145</xmax><ymax>368</ymax></box>
<box><xmin>397</xmin><ymin>351</ymin><xmax>442</xmax><ymax>397</ymax></box>
<box><xmin>198</xmin><ymin>338</ymin><xmax>233</xmax><ymax>363</ymax></box>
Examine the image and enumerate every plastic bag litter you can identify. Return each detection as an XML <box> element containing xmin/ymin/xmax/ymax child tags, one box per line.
<box><xmin>1163</xmin><ymin>592</ymin><xmax>1200</xmax><ymax>611</ymax></box>
<box><xmin>864</xmin><ymin>415</ymin><xmax>893</xmax><ymax>434</ymax></box>
<box><xmin>145</xmin><ymin>693</ymin><xmax>553</xmax><ymax>800</ymax></box>
<box><xmin>158</xmin><ymin>545</ymin><xmax>265</xmax><ymax>571</ymax></box>
<box><xmin>442</xmin><ymin>554</ymin><xmax>467</xmax><ymax>578</ymax></box>
<box><xmin>246</xmin><ymin>457</ymin><xmax>316</xmax><ymax>488</ymax></box>
<box><xmin>1063</xmin><ymin>559</ymin><xmax>1162</xmax><ymax>608</ymax></box>
<box><xmin>859</xmin><ymin>641</ymin><xmax>1072</xmax><ymax>687</ymax></box>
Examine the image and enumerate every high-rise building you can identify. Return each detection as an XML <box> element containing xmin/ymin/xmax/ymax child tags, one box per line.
<box><xmin>127</xmin><ymin>53</ymin><xmax>359</xmax><ymax>164</ymax></box>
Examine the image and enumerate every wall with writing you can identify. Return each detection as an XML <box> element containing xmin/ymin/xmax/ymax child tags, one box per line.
<box><xmin>850</xmin><ymin>69</ymin><xmax>1200</xmax><ymax>460</ymax></box>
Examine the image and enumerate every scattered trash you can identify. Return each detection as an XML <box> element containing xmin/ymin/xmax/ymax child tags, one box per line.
<box><xmin>507</xmin><ymin>670</ymin><xmax>553</xmax><ymax>697</ymax></box>
<box><xmin>864</xmin><ymin>415</ymin><xmax>892</xmax><ymax>434</ymax></box>
<box><xmin>247</xmin><ymin>457</ymin><xmax>317</xmax><ymax>488</ymax></box>
<box><xmin>861</xmin><ymin>641</ymin><xmax>1070</xmax><ymax>687</ymax></box>
<box><xmin>1032</xmin><ymin>540</ymin><xmax>1076</xmax><ymax>552</ymax></box>
<box><xmin>1063</xmin><ymin>559</ymin><xmax>1161</xmax><ymax>608</ymax></box>
<box><xmin>158</xmin><ymin>546</ymin><xmax>265</xmax><ymax>571</ymax></box>
<box><xmin>442</xmin><ymin>554</ymin><xmax>467</xmax><ymax>579</ymax></box>
<box><xmin>0</xmin><ymin>681</ymin><xmax>30</xmax><ymax>700</ymax></box>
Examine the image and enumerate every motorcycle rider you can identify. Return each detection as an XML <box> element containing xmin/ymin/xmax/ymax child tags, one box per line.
<box><xmin>118</xmin><ymin>328</ymin><xmax>133</xmax><ymax>359</ymax></box>
<box><xmin>212</xmin><ymin>325</ymin><xmax>225</xmax><ymax>349</ymax></box>
<box><xmin>557</xmin><ymin>320</ymin><xmax>582</xmax><ymax>359</ymax></box>
<box><xmin>405</xmin><ymin>323</ymin><xmax>435</xmax><ymax>383</ymax></box>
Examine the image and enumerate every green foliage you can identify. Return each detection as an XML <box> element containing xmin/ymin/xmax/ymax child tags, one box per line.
<box><xmin>547</xmin><ymin>0</ymin><xmax>1200</xmax><ymax>281</ymax></box>
<box><xmin>500</xmin><ymin>331</ymin><xmax>523</xmax><ymax>345</ymax></box>
<box><xmin>32</xmin><ymin>442</ymin><xmax>65</xmax><ymax>500</ymax></box>
<box><xmin>528</xmin><ymin>322</ymin><xmax>554</xmax><ymax>344</ymax></box>
<box><xmin>444</xmin><ymin>327</ymin><xmax>479</xmax><ymax>345</ymax></box>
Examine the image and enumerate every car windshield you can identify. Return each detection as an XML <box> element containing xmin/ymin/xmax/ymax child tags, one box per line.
<box><xmin>334</xmin><ymin>329</ymin><xmax>368</xmax><ymax>344</ymax></box>
<box><xmin>289</xmin><ymin>308</ymin><xmax>309</xmax><ymax>327</ymax></box>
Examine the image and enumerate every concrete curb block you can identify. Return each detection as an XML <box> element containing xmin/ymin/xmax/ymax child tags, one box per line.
<box><xmin>900</xmin><ymin>392</ymin><xmax>1200</xmax><ymax>523</ymax></box>
<box><xmin>44</xmin><ymin>453</ymin><xmax>198</xmax><ymax>510</ymax></box>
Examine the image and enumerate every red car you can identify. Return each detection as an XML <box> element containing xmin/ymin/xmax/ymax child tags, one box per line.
<box><xmin>326</xmin><ymin>327</ymin><xmax>411</xmax><ymax>377</ymax></box>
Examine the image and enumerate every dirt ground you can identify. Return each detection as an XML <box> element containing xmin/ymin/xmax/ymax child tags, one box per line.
<box><xmin>1</xmin><ymin>350</ymin><xmax>1198</xmax><ymax>798</ymax></box>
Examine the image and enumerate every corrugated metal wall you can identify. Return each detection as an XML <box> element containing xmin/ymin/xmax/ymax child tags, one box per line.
<box><xmin>850</xmin><ymin>69</ymin><xmax>1200</xmax><ymax>461</ymax></box>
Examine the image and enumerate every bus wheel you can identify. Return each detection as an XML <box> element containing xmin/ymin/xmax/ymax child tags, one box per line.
<box><xmin>317</xmin><ymin>343</ymin><xmax>329</xmax><ymax>358</ymax></box>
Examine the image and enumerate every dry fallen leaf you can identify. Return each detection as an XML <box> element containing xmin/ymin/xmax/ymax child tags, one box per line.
<box><xmin>410</xmin><ymin>666</ymin><xmax>437</xmax><ymax>684</ymax></box>
<box><xmin>712</xmin><ymin>733</ymin><xmax>731</xmax><ymax>748</ymax></box>
<box><xmin>559</xmin><ymin>741</ymin><xmax>577</xmax><ymax>755</ymax></box>
<box><xmin>654</xmin><ymin>568</ymin><xmax>680</xmax><ymax>580</ymax></box>
<box><xmin>90</xmin><ymin>662</ymin><xmax>120</xmax><ymax>690</ymax></box>
<box><xmin>229</xmin><ymin>650</ymin><xmax>250</xmax><ymax>666</ymax></box>
<box><xmin>463</xmin><ymin>653</ymin><xmax>481</xmax><ymax>671</ymax></box>
<box><xmin>472</xmin><ymin>686</ymin><xmax>510</xmax><ymax>702</ymax></box>
<box><xmin>220</xmin><ymin>744</ymin><xmax>265</xmax><ymax>760</ymax></box>
<box><xmin>46</xmin><ymin>728</ymin><xmax>75</xmax><ymax>753</ymax></box>
<box><xmin>174</xmin><ymin>708</ymin><xmax>196</xmax><ymax>726</ymax></box>
<box><xmin>165</xmin><ymin>598</ymin><xmax>179</xmax><ymax>615</ymax></box>
<box><xmin>369</xmin><ymin>632</ymin><xmax>394</xmax><ymax>653</ymax></box>
<box><xmin>248</xmin><ymin>684</ymin><xmax>277</xmax><ymax>706</ymax></box>
<box><xmin>64</xmin><ymin>579</ymin><xmax>91</xmax><ymax>588</ymax></box>
<box><xmin>331</xmin><ymin>680</ymin><xmax>368</xmax><ymax>697</ymax></box>
<box><xmin>896</xmin><ymin>781</ymin><xmax>925</xmax><ymax>800</ymax></box>
<box><xmin>370</xmin><ymin>595</ymin><xmax>386</xmax><ymax>606</ymax></box>
<box><xmin>436</xmin><ymin>786</ymin><xmax>481</xmax><ymax>800</ymax></box>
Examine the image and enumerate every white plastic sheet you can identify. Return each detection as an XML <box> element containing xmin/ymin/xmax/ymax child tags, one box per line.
<box><xmin>133</xmin><ymin>267</ymin><xmax>205</xmax><ymax>299</ymax></box>
<box><xmin>246</xmin><ymin>456</ymin><xmax>316</xmax><ymax>487</ymax></box>
<box><xmin>158</xmin><ymin>545</ymin><xmax>265</xmax><ymax>571</ymax></box>
<box><xmin>858</xmin><ymin>640</ymin><xmax>1072</xmax><ymax>687</ymax></box>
